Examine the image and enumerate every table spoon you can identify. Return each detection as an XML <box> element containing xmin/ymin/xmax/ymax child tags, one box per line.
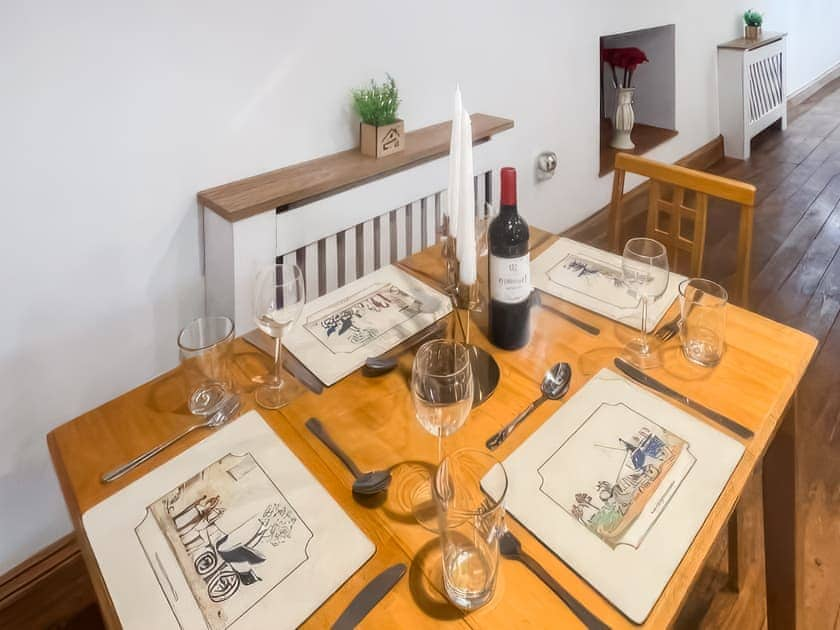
<box><xmin>363</xmin><ymin>321</ymin><xmax>446</xmax><ymax>376</ymax></box>
<box><xmin>305</xmin><ymin>417</ymin><xmax>391</xmax><ymax>495</ymax></box>
<box><xmin>102</xmin><ymin>395</ymin><xmax>241</xmax><ymax>483</ymax></box>
<box><xmin>486</xmin><ymin>362</ymin><xmax>571</xmax><ymax>450</ymax></box>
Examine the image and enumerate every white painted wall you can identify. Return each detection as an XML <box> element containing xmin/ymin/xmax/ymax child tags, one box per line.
<box><xmin>1</xmin><ymin>0</ymin><xmax>838</xmax><ymax>574</ymax></box>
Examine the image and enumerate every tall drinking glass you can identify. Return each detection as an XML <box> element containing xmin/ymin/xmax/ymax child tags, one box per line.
<box><xmin>679</xmin><ymin>278</ymin><xmax>728</xmax><ymax>367</ymax></box>
<box><xmin>253</xmin><ymin>263</ymin><xmax>306</xmax><ymax>409</ymax></box>
<box><xmin>178</xmin><ymin>316</ymin><xmax>235</xmax><ymax>416</ymax></box>
<box><xmin>622</xmin><ymin>237</ymin><xmax>669</xmax><ymax>368</ymax></box>
<box><xmin>434</xmin><ymin>448</ymin><xmax>508</xmax><ymax>610</ymax></box>
<box><xmin>410</xmin><ymin>339</ymin><xmax>473</xmax><ymax>527</ymax></box>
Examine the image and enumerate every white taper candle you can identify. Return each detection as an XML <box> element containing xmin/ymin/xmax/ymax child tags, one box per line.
<box><xmin>446</xmin><ymin>85</ymin><xmax>462</xmax><ymax>237</ymax></box>
<box><xmin>457</xmin><ymin>109</ymin><xmax>476</xmax><ymax>284</ymax></box>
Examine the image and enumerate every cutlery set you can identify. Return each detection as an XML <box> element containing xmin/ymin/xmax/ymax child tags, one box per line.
<box><xmin>103</xmin><ymin>296</ymin><xmax>749</xmax><ymax>627</ymax></box>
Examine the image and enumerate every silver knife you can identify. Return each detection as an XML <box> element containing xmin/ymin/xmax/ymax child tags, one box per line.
<box><xmin>533</xmin><ymin>291</ymin><xmax>601</xmax><ymax>336</ymax></box>
<box><xmin>613</xmin><ymin>358</ymin><xmax>754</xmax><ymax>439</ymax></box>
<box><xmin>242</xmin><ymin>329</ymin><xmax>324</xmax><ymax>394</ymax></box>
<box><xmin>332</xmin><ymin>563</ymin><xmax>406</xmax><ymax>630</ymax></box>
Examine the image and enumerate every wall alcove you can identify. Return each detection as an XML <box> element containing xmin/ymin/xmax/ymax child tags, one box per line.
<box><xmin>600</xmin><ymin>24</ymin><xmax>677</xmax><ymax>176</ymax></box>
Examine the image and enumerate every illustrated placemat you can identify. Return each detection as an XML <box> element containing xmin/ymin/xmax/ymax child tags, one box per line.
<box><xmin>531</xmin><ymin>237</ymin><xmax>685</xmax><ymax>332</ymax></box>
<box><xmin>83</xmin><ymin>411</ymin><xmax>374</xmax><ymax>629</ymax></box>
<box><xmin>500</xmin><ymin>369</ymin><xmax>744</xmax><ymax>623</ymax></box>
<box><xmin>282</xmin><ymin>264</ymin><xmax>451</xmax><ymax>386</ymax></box>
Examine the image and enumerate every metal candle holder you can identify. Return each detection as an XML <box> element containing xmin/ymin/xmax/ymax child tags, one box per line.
<box><xmin>441</xmin><ymin>231</ymin><xmax>499</xmax><ymax>406</ymax></box>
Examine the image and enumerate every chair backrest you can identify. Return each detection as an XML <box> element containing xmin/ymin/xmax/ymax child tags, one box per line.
<box><xmin>608</xmin><ymin>153</ymin><xmax>756</xmax><ymax>307</ymax></box>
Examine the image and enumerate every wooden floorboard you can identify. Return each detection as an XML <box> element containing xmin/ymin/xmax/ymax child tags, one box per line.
<box><xmin>590</xmin><ymin>77</ymin><xmax>840</xmax><ymax>629</ymax></box>
<box><xmin>672</xmin><ymin>79</ymin><xmax>840</xmax><ymax>629</ymax></box>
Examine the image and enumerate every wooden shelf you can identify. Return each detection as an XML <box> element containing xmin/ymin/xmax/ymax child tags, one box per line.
<box><xmin>198</xmin><ymin>113</ymin><xmax>514</xmax><ymax>222</ymax></box>
<box><xmin>718</xmin><ymin>31</ymin><xmax>785</xmax><ymax>51</ymax></box>
<box><xmin>599</xmin><ymin>119</ymin><xmax>678</xmax><ymax>177</ymax></box>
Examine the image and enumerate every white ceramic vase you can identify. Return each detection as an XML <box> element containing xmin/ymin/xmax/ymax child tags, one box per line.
<box><xmin>611</xmin><ymin>87</ymin><xmax>636</xmax><ymax>150</ymax></box>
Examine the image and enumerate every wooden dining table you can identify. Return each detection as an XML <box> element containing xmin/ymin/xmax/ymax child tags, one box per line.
<box><xmin>48</xmin><ymin>228</ymin><xmax>816</xmax><ymax>629</ymax></box>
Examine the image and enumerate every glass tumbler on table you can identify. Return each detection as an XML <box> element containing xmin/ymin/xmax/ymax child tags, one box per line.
<box><xmin>621</xmin><ymin>237</ymin><xmax>670</xmax><ymax>369</ymax></box>
<box><xmin>434</xmin><ymin>448</ymin><xmax>508</xmax><ymax>610</ymax></box>
<box><xmin>178</xmin><ymin>316</ymin><xmax>235</xmax><ymax>416</ymax></box>
<box><xmin>253</xmin><ymin>263</ymin><xmax>306</xmax><ymax>410</ymax></box>
<box><xmin>410</xmin><ymin>339</ymin><xmax>474</xmax><ymax>528</ymax></box>
<box><xmin>679</xmin><ymin>278</ymin><xmax>728</xmax><ymax>367</ymax></box>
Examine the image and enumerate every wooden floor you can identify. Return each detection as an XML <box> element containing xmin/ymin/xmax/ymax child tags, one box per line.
<box><xmin>668</xmin><ymin>79</ymin><xmax>840</xmax><ymax>629</ymax></box>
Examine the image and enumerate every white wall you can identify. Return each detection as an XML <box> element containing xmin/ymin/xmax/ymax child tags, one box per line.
<box><xmin>1</xmin><ymin>0</ymin><xmax>838</xmax><ymax>573</ymax></box>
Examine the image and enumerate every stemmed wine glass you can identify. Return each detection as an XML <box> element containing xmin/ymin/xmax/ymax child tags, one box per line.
<box><xmin>253</xmin><ymin>263</ymin><xmax>306</xmax><ymax>409</ymax></box>
<box><xmin>621</xmin><ymin>237</ymin><xmax>670</xmax><ymax>368</ymax></box>
<box><xmin>410</xmin><ymin>339</ymin><xmax>473</xmax><ymax>528</ymax></box>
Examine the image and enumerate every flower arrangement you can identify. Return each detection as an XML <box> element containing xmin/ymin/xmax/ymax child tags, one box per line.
<box><xmin>743</xmin><ymin>9</ymin><xmax>763</xmax><ymax>27</ymax></box>
<box><xmin>602</xmin><ymin>47</ymin><xmax>649</xmax><ymax>89</ymax></box>
<box><xmin>351</xmin><ymin>74</ymin><xmax>401</xmax><ymax>127</ymax></box>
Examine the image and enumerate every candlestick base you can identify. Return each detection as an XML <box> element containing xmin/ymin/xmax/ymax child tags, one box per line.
<box><xmin>467</xmin><ymin>344</ymin><xmax>499</xmax><ymax>406</ymax></box>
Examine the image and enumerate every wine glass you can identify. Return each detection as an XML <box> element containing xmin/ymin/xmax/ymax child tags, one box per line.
<box><xmin>253</xmin><ymin>263</ymin><xmax>306</xmax><ymax>409</ymax></box>
<box><xmin>409</xmin><ymin>339</ymin><xmax>473</xmax><ymax>528</ymax></box>
<box><xmin>621</xmin><ymin>237</ymin><xmax>669</xmax><ymax>368</ymax></box>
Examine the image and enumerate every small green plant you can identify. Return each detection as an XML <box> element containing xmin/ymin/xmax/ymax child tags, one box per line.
<box><xmin>352</xmin><ymin>74</ymin><xmax>400</xmax><ymax>127</ymax></box>
<box><xmin>743</xmin><ymin>9</ymin><xmax>763</xmax><ymax>27</ymax></box>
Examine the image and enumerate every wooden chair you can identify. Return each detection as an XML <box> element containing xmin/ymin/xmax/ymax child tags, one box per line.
<box><xmin>608</xmin><ymin>153</ymin><xmax>757</xmax><ymax>307</ymax></box>
<box><xmin>610</xmin><ymin>152</ymin><xmax>758</xmax><ymax>593</ymax></box>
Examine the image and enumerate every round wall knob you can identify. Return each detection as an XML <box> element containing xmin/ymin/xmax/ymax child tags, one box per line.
<box><xmin>537</xmin><ymin>151</ymin><xmax>558</xmax><ymax>177</ymax></box>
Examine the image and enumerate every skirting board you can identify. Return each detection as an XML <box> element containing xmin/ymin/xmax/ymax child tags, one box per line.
<box><xmin>788</xmin><ymin>60</ymin><xmax>840</xmax><ymax>106</ymax></box>
<box><xmin>564</xmin><ymin>135</ymin><xmax>725</xmax><ymax>246</ymax></box>
<box><xmin>0</xmin><ymin>534</ymin><xmax>99</xmax><ymax>629</ymax></box>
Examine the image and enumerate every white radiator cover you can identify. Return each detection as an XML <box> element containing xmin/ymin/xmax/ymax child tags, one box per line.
<box><xmin>718</xmin><ymin>34</ymin><xmax>788</xmax><ymax>160</ymax></box>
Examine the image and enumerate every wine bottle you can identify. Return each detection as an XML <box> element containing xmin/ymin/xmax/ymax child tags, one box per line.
<box><xmin>489</xmin><ymin>167</ymin><xmax>531</xmax><ymax>349</ymax></box>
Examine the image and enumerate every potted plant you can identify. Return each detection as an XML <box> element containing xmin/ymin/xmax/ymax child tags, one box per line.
<box><xmin>744</xmin><ymin>9</ymin><xmax>763</xmax><ymax>40</ymax></box>
<box><xmin>352</xmin><ymin>74</ymin><xmax>404</xmax><ymax>158</ymax></box>
<box><xmin>602</xmin><ymin>47</ymin><xmax>649</xmax><ymax>150</ymax></box>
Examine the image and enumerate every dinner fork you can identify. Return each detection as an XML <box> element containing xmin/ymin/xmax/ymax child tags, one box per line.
<box><xmin>654</xmin><ymin>314</ymin><xmax>681</xmax><ymax>342</ymax></box>
<box><xmin>101</xmin><ymin>395</ymin><xmax>241</xmax><ymax>483</ymax></box>
<box><xmin>499</xmin><ymin>530</ymin><xmax>609</xmax><ymax>629</ymax></box>
<box><xmin>656</xmin><ymin>285</ymin><xmax>705</xmax><ymax>342</ymax></box>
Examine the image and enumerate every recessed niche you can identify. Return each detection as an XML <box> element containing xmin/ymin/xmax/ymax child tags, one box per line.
<box><xmin>600</xmin><ymin>24</ymin><xmax>677</xmax><ymax>177</ymax></box>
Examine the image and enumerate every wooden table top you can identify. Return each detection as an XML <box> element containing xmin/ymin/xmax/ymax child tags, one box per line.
<box><xmin>48</xmin><ymin>229</ymin><xmax>817</xmax><ymax>629</ymax></box>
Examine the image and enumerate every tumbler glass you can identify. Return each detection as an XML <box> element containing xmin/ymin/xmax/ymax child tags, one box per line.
<box><xmin>679</xmin><ymin>278</ymin><xmax>728</xmax><ymax>367</ymax></box>
<box><xmin>434</xmin><ymin>448</ymin><xmax>508</xmax><ymax>610</ymax></box>
<box><xmin>177</xmin><ymin>316</ymin><xmax>235</xmax><ymax>415</ymax></box>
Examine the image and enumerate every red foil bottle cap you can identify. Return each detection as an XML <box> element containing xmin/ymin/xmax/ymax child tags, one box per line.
<box><xmin>500</xmin><ymin>167</ymin><xmax>517</xmax><ymax>205</ymax></box>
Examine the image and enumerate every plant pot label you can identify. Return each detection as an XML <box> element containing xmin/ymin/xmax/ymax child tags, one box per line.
<box><xmin>360</xmin><ymin>120</ymin><xmax>405</xmax><ymax>158</ymax></box>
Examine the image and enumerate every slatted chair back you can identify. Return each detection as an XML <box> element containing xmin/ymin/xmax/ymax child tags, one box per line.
<box><xmin>608</xmin><ymin>153</ymin><xmax>756</xmax><ymax>307</ymax></box>
<box><xmin>278</xmin><ymin>171</ymin><xmax>493</xmax><ymax>300</ymax></box>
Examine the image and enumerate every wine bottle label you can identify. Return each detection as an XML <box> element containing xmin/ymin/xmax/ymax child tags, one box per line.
<box><xmin>490</xmin><ymin>254</ymin><xmax>531</xmax><ymax>304</ymax></box>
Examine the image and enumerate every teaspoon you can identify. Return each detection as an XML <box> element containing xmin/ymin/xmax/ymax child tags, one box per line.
<box><xmin>305</xmin><ymin>417</ymin><xmax>391</xmax><ymax>495</ymax></box>
<box><xmin>486</xmin><ymin>362</ymin><xmax>572</xmax><ymax>450</ymax></box>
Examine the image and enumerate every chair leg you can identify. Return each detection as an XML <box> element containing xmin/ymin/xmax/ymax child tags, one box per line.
<box><xmin>727</xmin><ymin>505</ymin><xmax>745</xmax><ymax>592</ymax></box>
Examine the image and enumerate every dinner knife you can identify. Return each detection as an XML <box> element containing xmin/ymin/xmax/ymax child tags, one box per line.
<box><xmin>332</xmin><ymin>563</ymin><xmax>406</xmax><ymax>630</ymax></box>
<box><xmin>533</xmin><ymin>290</ymin><xmax>601</xmax><ymax>336</ymax></box>
<box><xmin>613</xmin><ymin>358</ymin><xmax>754</xmax><ymax>439</ymax></box>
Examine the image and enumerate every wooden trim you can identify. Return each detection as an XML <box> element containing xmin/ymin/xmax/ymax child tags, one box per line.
<box><xmin>566</xmin><ymin>135</ymin><xmax>725</xmax><ymax>245</ymax></box>
<box><xmin>197</xmin><ymin>113</ymin><xmax>514</xmax><ymax>222</ymax></box>
<box><xmin>0</xmin><ymin>533</ymin><xmax>100</xmax><ymax>629</ymax></box>
<box><xmin>788</xmin><ymin>60</ymin><xmax>840</xmax><ymax>107</ymax></box>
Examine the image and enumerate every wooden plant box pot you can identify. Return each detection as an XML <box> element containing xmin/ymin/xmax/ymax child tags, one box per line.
<box><xmin>745</xmin><ymin>25</ymin><xmax>762</xmax><ymax>40</ymax></box>
<box><xmin>360</xmin><ymin>119</ymin><xmax>405</xmax><ymax>158</ymax></box>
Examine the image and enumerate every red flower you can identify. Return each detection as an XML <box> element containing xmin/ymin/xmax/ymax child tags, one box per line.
<box><xmin>603</xmin><ymin>47</ymin><xmax>649</xmax><ymax>70</ymax></box>
<box><xmin>602</xmin><ymin>46</ymin><xmax>649</xmax><ymax>88</ymax></box>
